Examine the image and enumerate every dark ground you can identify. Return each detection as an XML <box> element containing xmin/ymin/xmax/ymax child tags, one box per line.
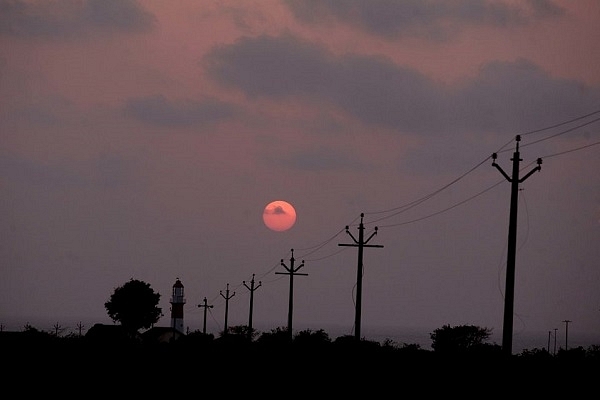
<box><xmin>1</xmin><ymin>329</ymin><xmax>598</xmax><ymax>396</ymax></box>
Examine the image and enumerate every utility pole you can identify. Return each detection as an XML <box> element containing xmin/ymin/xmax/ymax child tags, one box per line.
<box><xmin>243</xmin><ymin>274</ymin><xmax>262</xmax><ymax>335</ymax></box>
<box><xmin>76</xmin><ymin>321</ymin><xmax>85</xmax><ymax>337</ymax></box>
<box><xmin>338</xmin><ymin>213</ymin><xmax>383</xmax><ymax>341</ymax></box>
<box><xmin>492</xmin><ymin>135</ymin><xmax>542</xmax><ymax>355</ymax></box>
<box><xmin>53</xmin><ymin>322</ymin><xmax>63</xmax><ymax>337</ymax></box>
<box><xmin>547</xmin><ymin>330</ymin><xmax>551</xmax><ymax>353</ymax></box>
<box><xmin>220</xmin><ymin>283</ymin><xmax>235</xmax><ymax>335</ymax></box>
<box><xmin>563</xmin><ymin>320</ymin><xmax>571</xmax><ymax>350</ymax></box>
<box><xmin>276</xmin><ymin>249</ymin><xmax>307</xmax><ymax>340</ymax></box>
<box><xmin>197</xmin><ymin>297</ymin><xmax>213</xmax><ymax>334</ymax></box>
<box><xmin>553</xmin><ymin>327</ymin><xmax>558</xmax><ymax>355</ymax></box>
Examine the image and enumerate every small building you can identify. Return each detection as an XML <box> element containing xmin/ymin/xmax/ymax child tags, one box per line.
<box><xmin>142</xmin><ymin>326</ymin><xmax>184</xmax><ymax>344</ymax></box>
<box><xmin>85</xmin><ymin>323</ymin><xmax>140</xmax><ymax>344</ymax></box>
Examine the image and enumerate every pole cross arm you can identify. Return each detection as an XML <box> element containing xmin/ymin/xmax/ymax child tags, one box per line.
<box><xmin>279</xmin><ymin>249</ymin><xmax>306</xmax><ymax>274</ymax></box>
<box><xmin>343</xmin><ymin>225</ymin><xmax>359</xmax><ymax>243</ymax></box>
<box><xmin>519</xmin><ymin>158</ymin><xmax>543</xmax><ymax>183</ymax></box>
<box><xmin>339</xmin><ymin>243</ymin><xmax>384</xmax><ymax>248</ymax></box>
<box><xmin>275</xmin><ymin>271</ymin><xmax>308</xmax><ymax>276</ymax></box>
<box><xmin>492</xmin><ymin>153</ymin><xmax>512</xmax><ymax>182</ymax></box>
<box><xmin>364</xmin><ymin>226</ymin><xmax>380</xmax><ymax>244</ymax></box>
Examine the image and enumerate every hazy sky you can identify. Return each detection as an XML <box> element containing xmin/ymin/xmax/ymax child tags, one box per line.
<box><xmin>1</xmin><ymin>0</ymin><xmax>599</xmax><ymax>348</ymax></box>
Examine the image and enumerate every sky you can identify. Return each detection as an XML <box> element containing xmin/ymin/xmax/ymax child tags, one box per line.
<box><xmin>1</xmin><ymin>0</ymin><xmax>599</xmax><ymax>350</ymax></box>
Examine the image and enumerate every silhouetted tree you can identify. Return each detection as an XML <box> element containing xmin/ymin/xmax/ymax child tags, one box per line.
<box><xmin>518</xmin><ymin>347</ymin><xmax>552</xmax><ymax>361</ymax></box>
<box><xmin>293</xmin><ymin>328</ymin><xmax>331</xmax><ymax>348</ymax></box>
<box><xmin>104</xmin><ymin>278</ymin><xmax>162</xmax><ymax>337</ymax></box>
<box><xmin>557</xmin><ymin>346</ymin><xmax>587</xmax><ymax>361</ymax></box>
<box><xmin>255</xmin><ymin>326</ymin><xmax>291</xmax><ymax>348</ymax></box>
<box><xmin>215</xmin><ymin>325</ymin><xmax>256</xmax><ymax>348</ymax></box>
<box><xmin>430</xmin><ymin>324</ymin><xmax>493</xmax><ymax>354</ymax></box>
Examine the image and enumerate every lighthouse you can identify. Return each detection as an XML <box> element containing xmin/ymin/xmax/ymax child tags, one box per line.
<box><xmin>170</xmin><ymin>278</ymin><xmax>185</xmax><ymax>333</ymax></box>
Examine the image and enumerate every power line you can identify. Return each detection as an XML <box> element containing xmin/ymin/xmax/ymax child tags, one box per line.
<box><xmin>305</xmin><ymin>247</ymin><xmax>349</xmax><ymax>262</ymax></box>
<box><xmin>192</xmin><ymin>109</ymin><xmax>599</xmax><ymax>333</ymax></box>
<box><xmin>295</xmin><ymin>228</ymin><xmax>347</xmax><ymax>258</ymax></box>
<box><xmin>377</xmin><ymin>178</ymin><xmax>504</xmax><ymax>228</ymax></box>
<box><xmin>519</xmin><ymin>109</ymin><xmax>600</xmax><ymax>137</ymax></box>
<box><xmin>519</xmin><ymin>117</ymin><xmax>600</xmax><ymax>150</ymax></box>
<box><xmin>274</xmin><ymin>117</ymin><xmax>594</xmax><ymax>276</ymax></box>
<box><xmin>540</xmin><ymin>139</ymin><xmax>600</xmax><ymax>159</ymax></box>
<box><xmin>273</xmin><ymin>110</ymin><xmax>599</xmax><ymax>273</ymax></box>
<box><xmin>364</xmin><ymin>156</ymin><xmax>490</xmax><ymax>220</ymax></box>
<box><xmin>365</xmin><ymin>111</ymin><xmax>599</xmax><ymax>229</ymax></box>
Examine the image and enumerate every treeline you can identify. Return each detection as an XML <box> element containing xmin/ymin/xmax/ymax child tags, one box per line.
<box><xmin>3</xmin><ymin>321</ymin><xmax>598</xmax><ymax>362</ymax></box>
<box><xmin>2</xmin><ymin>322</ymin><xmax>598</xmax><ymax>393</ymax></box>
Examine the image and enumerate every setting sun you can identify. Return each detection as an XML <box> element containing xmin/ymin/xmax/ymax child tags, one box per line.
<box><xmin>263</xmin><ymin>200</ymin><xmax>297</xmax><ymax>231</ymax></box>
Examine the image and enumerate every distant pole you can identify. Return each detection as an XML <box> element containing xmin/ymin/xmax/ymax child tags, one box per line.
<box><xmin>553</xmin><ymin>328</ymin><xmax>558</xmax><ymax>355</ymax></box>
<box><xmin>547</xmin><ymin>331</ymin><xmax>551</xmax><ymax>353</ymax></box>
<box><xmin>563</xmin><ymin>320</ymin><xmax>571</xmax><ymax>350</ymax></box>
<box><xmin>197</xmin><ymin>297</ymin><xmax>213</xmax><ymax>334</ymax></box>
<box><xmin>338</xmin><ymin>213</ymin><xmax>383</xmax><ymax>341</ymax></box>
<box><xmin>243</xmin><ymin>274</ymin><xmax>262</xmax><ymax>334</ymax></box>
<box><xmin>220</xmin><ymin>283</ymin><xmax>235</xmax><ymax>335</ymax></box>
<box><xmin>76</xmin><ymin>321</ymin><xmax>85</xmax><ymax>337</ymax></box>
<box><xmin>492</xmin><ymin>135</ymin><xmax>542</xmax><ymax>355</ymax></box>
<box><xmin>53</xmin><ymin>322</ymin><xmax>62</xmax><ymax>337</ymax></box>
<box><xmin>276</xmin><ymin>249</ymin><xmax>308</xmax><ymax>340</ymax></box>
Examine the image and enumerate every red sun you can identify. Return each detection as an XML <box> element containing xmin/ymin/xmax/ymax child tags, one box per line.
<box><xmin>263</xmin><ymin>200</ymin><xmax>297</xmax><ymax>231</ymax></box>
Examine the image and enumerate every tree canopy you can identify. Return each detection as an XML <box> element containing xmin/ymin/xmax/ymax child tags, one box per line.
<box><xmin>430</xmin><ymin>324</ymin><xmax>493</xmax><ymax>353</ymax></box>
<box><xmin>104</xmin><ymin>278</ymin><xmax>162</xmax><ymax>335</ymax></box>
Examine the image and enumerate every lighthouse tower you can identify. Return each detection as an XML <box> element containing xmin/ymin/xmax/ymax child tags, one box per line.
<box><xmin>170</xmin><ymin>278</ymin><xmax>185</xmax><ymax>333</ymax></box>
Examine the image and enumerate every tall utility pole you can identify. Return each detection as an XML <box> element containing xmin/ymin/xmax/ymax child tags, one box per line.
<box><xmin>563</xmin><ymin>320</ymin><xmax>571</xmax><ymax>350</ymax></box>
<box><xmin>276</xmin><ymin>249</ymin><xmax>307</xmax><ymax>339</ymax></box>
<box><xmin>197</xmin><ymin>297</ymin><xmax>213</xmax><ymax>334</ymax></box>
<box><xmin>243</xmin><ymin>274</ymin><xmax>262</xmax><ymax>334</ymax></box>
<box><xmin>492</xmin><ymin>135</ymin><xmax>542</xmax><ymax>356</ymax></box>
<box><xmin>553</xmin><ymin>327</ymin><xmax>558</xmax><ymax>355</ymax></box>
<box><xmin>220</xmin><ymin>283</ymin><xmax>235</xmax><ymax>335</ymax></box>
<box><xmin>338</xmin><ymin>213</ymin><xmax>383</xmax><ymax>341</ymax></box>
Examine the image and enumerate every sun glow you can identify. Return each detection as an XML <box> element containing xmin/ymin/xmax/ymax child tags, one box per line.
<box><xmin>263</xmin><ymin>200</ymin><xmax>297</xmax><ymax>231</ymax></box>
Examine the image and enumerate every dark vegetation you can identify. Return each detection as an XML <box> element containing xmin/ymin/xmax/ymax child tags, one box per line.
<box><xmin>2</xmin><ymin>278</ymin><xmax>598</xmax><ymax>392</ymax></box>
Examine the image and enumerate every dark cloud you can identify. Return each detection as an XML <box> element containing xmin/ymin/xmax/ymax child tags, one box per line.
<box><xmin>203</xmin><ymin>33</ymin><xmax>333</xmax><ymax>97</ymax></box>
<box><xmin>204</xmin><ymin>34</ymin><xmax>600</xmax><ymax>136</ymax></box>
<box><xmin>527</xmin><ymin>0</ymin><xmax>565</xmax><ymax>18</ymax></box>
<box><xmin>454</xmin><ymin>59</ymin><xmax>598</xmax><ymax>134</ymax></box>
<box><xmin>124</xmin><ymin>94</ymin><xmax>239</xmax><ymax>128</ymax></box>
<box><xmin>276</xmin><ymin>145</ymin><xmax>370</xmax><ymax>172</ymax></box>
<box><xmin>0</xmin><ymin>0</ymin><xmax>155</xmax><ymax>38</ymax></box>
<box><xmin>272</xmin><ymin>206</ymin><xmax>285</xmax><ymax>215</ymax></box>
<box><xmin>284</xmin><ymin>0</ymin><xmax>565</xmax><ymax>40</ymax></box>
